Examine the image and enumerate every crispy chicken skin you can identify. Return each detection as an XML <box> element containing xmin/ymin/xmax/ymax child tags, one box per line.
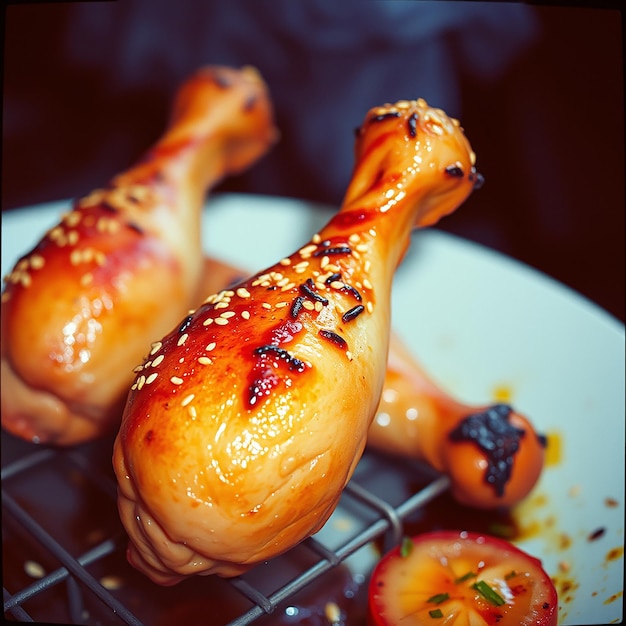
<box><xmin>1</xmin><ymin>66</ymin><xmax>277</xmax><ymax>445</ymax></box>
<box><xmin>368</xmin><ymin>332</ymin><xmax>546</xmax><ymax>509</ymax></box>
<box><xmin>113</xmin><ymin>98</ymin><xmax>482</xmax><ymax>583</ymax></box>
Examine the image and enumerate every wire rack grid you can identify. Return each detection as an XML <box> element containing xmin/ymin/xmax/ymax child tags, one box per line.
<box><xmin>2</xmin><ymin>429</ymin><xmax>450</xmax><ymax>625</ymax></box>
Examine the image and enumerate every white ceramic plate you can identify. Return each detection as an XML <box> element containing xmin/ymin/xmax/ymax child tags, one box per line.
<box><xmin>2</xmin><ymin>194</ymin><xmax>624</xmax><ymax>625</ymax></box>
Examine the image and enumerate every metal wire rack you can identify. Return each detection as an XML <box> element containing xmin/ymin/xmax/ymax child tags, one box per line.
<box><xmin>2</xmin><ymin>428</ymin><xmax>450</xmax><ymax>625</ymax></box>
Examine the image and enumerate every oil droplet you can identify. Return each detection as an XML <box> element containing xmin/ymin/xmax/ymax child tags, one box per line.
<box><xmin>491</xmin><ymin>383</ymin><xmax>514</xmax><ymax>403</ymax></box>
<box><xmin>544</xmin><ymin>431</ymin><xmax>563</xmax><ymax>467</ymax></box>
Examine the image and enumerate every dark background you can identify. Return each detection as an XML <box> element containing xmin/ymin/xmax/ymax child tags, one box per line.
<box><xmin>2</xmin><ymin>1</ymin><xmax>624</xmax><ymax>322</ymax></box>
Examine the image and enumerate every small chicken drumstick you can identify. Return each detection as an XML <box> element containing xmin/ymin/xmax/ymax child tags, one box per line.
<box><xmin>368</xmin><ymin>332</ymin><xmax>546</xmax><ymax>509</ymax></box>
<box><xmin>1</xmin><ymin>66</ymin><xmax>277</xmax><ymax>446</ymax></box>
<box><xmin>113</xmin><ymin>98</ymin><xmax>483</xmax><ymax>583</ymax></box>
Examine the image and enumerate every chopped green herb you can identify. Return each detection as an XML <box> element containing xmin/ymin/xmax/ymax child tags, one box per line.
<box><xmin>488</xmin><ymin>522</ymin><xmax>516</xmax><ymax>539</ymax></box>
<box><xmin>426</xmin><ymin>592</ymin><xmax>449</xmax><ymax>604</ymax></box>
<box><xmin>504</xmin><ymin>570</ymin><xmax>518</xmax><ymax>580</ymax></box>
<box><xmin>429</xmin><ymin>608</ymin><xmax>444</xmax><ymax>618</ymax></box>
<box><xmin>454</xmin><ymin>571</ymin><xmax>477</xmax><ymax>583</ymax></box>
<box><xmin>400</xmin><ymin>536</ymin><xmax>414</xmax><ymax>558</ymax></box>
<box><xmin>472</xmin><ymin>580</ymin><xmax>506</xmax><ymax>606</ymax></box>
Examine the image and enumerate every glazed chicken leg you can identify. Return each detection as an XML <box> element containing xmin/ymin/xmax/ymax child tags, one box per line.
<box><xmin>113</xmin><ymin>98</ymin><xmax>482</xmax><ymax>583</ymax></box>
<box><xmin>368</xmin><ymin>332</ymin><xmax>546</xmax><ymax>509</ymax></box>
<box><xmin>1</xmin><ymin>66</ymin><xmax>276</xmax><ymax>446</ymax></box>
<box><xmin>198</xmin><ymin>258</ymin><xmax>546</xmax><ymax>510</ymax></box>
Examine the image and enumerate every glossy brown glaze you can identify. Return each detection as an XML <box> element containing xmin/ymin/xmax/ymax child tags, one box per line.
<box><xmin>113</xmin><ymin>98</ymin><xmax>481</xmax><ymax>583</ymax></box>
<box><xmin>1</xmin><ymin>66</ymin><xmax>277</xmax><ymax>446</ymax></box>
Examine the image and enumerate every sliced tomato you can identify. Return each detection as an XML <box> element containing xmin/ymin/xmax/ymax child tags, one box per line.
<box><xmin>368</xmin><ymin>530</ymin><xmax>558</xmax><ymax>626</ymax></box>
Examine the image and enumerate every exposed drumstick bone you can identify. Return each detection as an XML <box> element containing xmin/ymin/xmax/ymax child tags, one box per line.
<box><xmin>1</xmin><ymin>66</ymin><xmax>277</xmax><ymax>446</ymax></box>
<box><xmin>113</xmin><ymin>98</ymin><xmax>482</xmax><ymax>583</ymax></box>
<box><xmin>368</xmin><ymin>332</ymin><xmax>546</xmax><ymax>509</ymax></box>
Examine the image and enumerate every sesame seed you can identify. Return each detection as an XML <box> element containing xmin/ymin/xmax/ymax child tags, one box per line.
<box><xmin>302</xmin><ymin>300</ymin><xmax>315</xmax><ymax>311</ymax></box>
<box><xmin>363</xmin><ymin>278</ymin><xmax>373</xmax><ymax>290</ymax></box>
<box><xmin>80</xmin><ymin>273</ymin><xmax>93</xmax><ymax>286</ymax></box>
<box><xmin>279</xmin><ymin>258</ymin><xmax>291</xmax><ymax>266</ymax></box>
<box><xmin>262</xmin><ymin>302</ymin><xmax>272</xmax><ymax>310</ymax></box>
<box><xmin>137</xmin><ymin>375</ymin><xmax>146</xmax><ymax>390</ymax></box>
<box><xmin>48</xmin><ymin>226</ymin><xmax>63</xmax><ymax>240</ymax></box>
<box><xmin>223</xmin><ymin>290</ymin><xmax>235</xmax><ymax>297</ymax></box>
<box><xmin>314</xmin><ymin>301</ymin><xmax>324</xmax><ymax>312</ymax></box>
<box><xmin>214</xmin><ymin>317</ymin><xmax>229</xmax><ymax>325</ymax></box>
<box><xmin>277</xmin><ymin>277</ymin><xmax>290</xmax><ymax>287</ymax></box>
<box><xmin>203</xmin><ymin>317</ymin><xmax>214</xmax><ymax>326</ymax></box>
<box><xmin>188</xmin><ymin>405</ymin><xmax>197</xmax><ymax>418</ymax></box>
<box><xmin>131</xmin><ymin>382</ymin><xmax>138</xmax><ymax>390</ymax></box>
<box><xmin>63</xmin><ymin>211</ymin><xmax>82</xmax><ymax>227</ymax></box>
<box><xmin>356</xmin><ymin>243</ymin><xmax>368</xmax><ymax>253</ymax></box>
<box><xmin>145</xmin><ymin>372</ymin><xmax>158</xmax><ymax>384</ymax></box>
<box><xmin>181</xmin><ymin>393</ymin><xmax>195</xmax><ymax>407</ymax></box>
<box><xmin>206</xmin><ymin>342</ymin><xmax>216</xmax><ymax>351</ymax></box>
<box><xmin>299</xmin><ymin>244</ymin><xmax>318</xmax><ymax>257</ymax></box>
<box><xmin>236</xmin><ymin>287</ymin><xmax>251</xmax><ymax>298</ymax></box>
<box><xmin>280</xmin><ymin>282</ymin><xmax>296</xmax><ymax>292</ymax></box>
<box><xmin>320</xmin><ymin>255</ymin><xmax>330</xmax><ymax>268</ymax></box>
<box><xmin>366</xmin><ymin>301</ymin><xmax>373</xmax><ymax>313</ymax></box>
<box><xmin>241</xmin><ymin>310</ymin><xmax>251</xmax><ymax>320</ymax></box>
<box><xmin>349</xmin><ymin>233</ymin><xmax>360</xmax><ymax>244</ymax></box>
<box><xmin>152</xmin><ymin>354</ymin><xmax>164</xmax><ymax>367</ymax></box>
<box><xmin>170</xmin><ymin>376</ymin><xmax>184</xmax><ymax>385</ymax></box>
<box><xmin>197</xmin><ymin>356</ymin><xmax>212</xmax><ymax>365</ymax></box>
<box><xmin>214</xmin><ymin>301</ymin><xmax>229</xmax><ymax>310</ymax></box>
<box><xmin>29</xmin><ymin>254</ymin><xmax>45</xmax><ymax>269</ymax></box>
<box><xmin>326</xmin><ymin>264</ymin><xmax>341</xmax><ymax>273</ymax></box>
<box><xmin>330</xmin><ymin>280</ymin><xmax>344</xmax><ymax>290</ymax></box>
<box><xmin>70</xmin><ymin>250</ymin><xmax>82</xmax><ymax>266</ymax></box>
<box><xmin>346</xmin><ymin>351</ymin><xmax>353</xmax><ymax>361</ymax></box>
<box><xmin>100</xmin><ymin>575</ymin><xmax>123</xmax><ymax>591</ymax></box>
<box><xmin>364</xmin><ymin>260</ymin><xmax>371</xmax><ymax>273</ymax></box>
<box><xmin>220</xmin><ymin>311</ymin><xmax>236</xmax><ymax>318</ymax></box>
<box><xmin>67</xmin><ymin>230</ymin><xmax>79</xmax><ymax>246</ymax></box>
<box><xmin>24</xmin><ymin>560</ymin><xmax>45</xmax><ymax>579</ymax></box>
<box><xmin>133</xmin><ymin>365</ymin><xmax>143</xmax><ymax>373</ymax></box>
<box><xmin>20</xmin><ymin>273</ymin><xmax>32</xmax><ymax>288</ymax></box>
<box><xmin>312</xmin><ymin>233</ymin><xmax>322</xmax><ymax>244</ymax></box>
<box><xmin>177</xmin><ymin>333</ymin><xmax>189</xmax><ymax>346</ymax></box>
<box><xmin>276</xmin><ymin>301</ymin><xmax>289</xmax><ymax>308</ymax></box>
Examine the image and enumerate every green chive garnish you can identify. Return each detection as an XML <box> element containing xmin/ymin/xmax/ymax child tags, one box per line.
<box><xmin>426</xmin><ymin>592</ymin><xmax>449</xmax><ymax>604</ymax></box>
<box><xmin>400</xmin><ymin>536</ymin><xmax>414</xmax><ymax>558</ymax></box>
<box><xmin>429</xmin><ymin>608</ymin><xmax>444</xmax><ymax>618</ymax></box>
<box><xmin>454</xmin><ymin>571</ymin><xmax>476</xmax><ymax>584</ymax></box>
<box><xmin>472</xmin><ymin>580</ymin><xmax>506</xmax><ymax>606</ymax></box>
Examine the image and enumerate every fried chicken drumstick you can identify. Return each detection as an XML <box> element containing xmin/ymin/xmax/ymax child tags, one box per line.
<box><xmin>1</xmin><ymin>66</ymin><xmax>277</xmax><ymax>445</ymax></box>
<box><xmin>113</xmin><ymin>98</ymin><xmax>482</xmax><ymax>583</ymax></box>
